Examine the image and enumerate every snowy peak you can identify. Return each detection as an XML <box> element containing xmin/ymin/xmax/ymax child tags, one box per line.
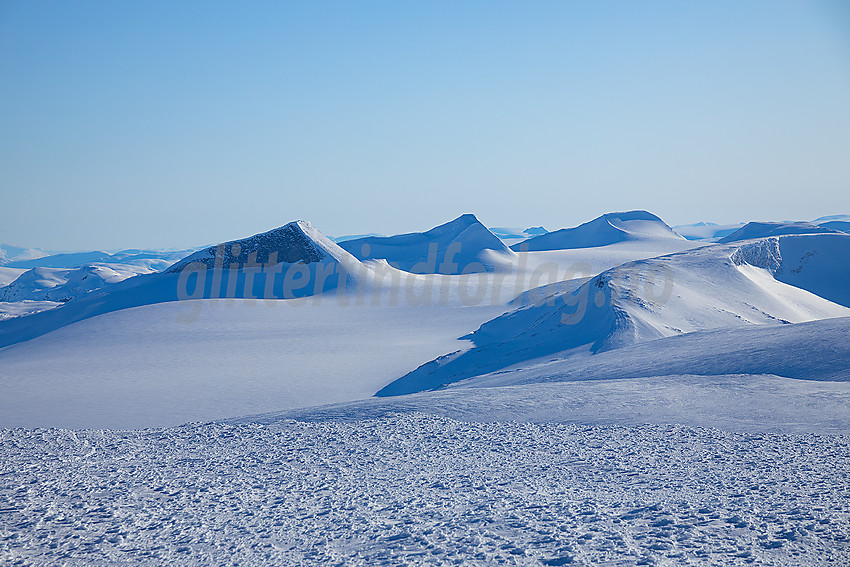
<box><xmin>511</xmin><ymin>210</ymin><xmax>683</xmax><ymax>251</ymax></box>
<box><xmin>0</xmin><ymin>244</ymin><xmax>49</xmax><ymax>265</ymax></box>
<box><xmin>338</xmin><ymin>214</ymin><xmax>513</xmax><ymax>273</ymax></box>
<box><xmin>719</xmin><ymin>221</ymin><xmax>842</xmax><ymax>243</ymax></box>
<box><xmin>168</xmin><ymin>220</ymin><xmax>353</xmax><ymax>272</ymax></box>
<box><xmin>0</xmin><ymin>264</ymin><xmax>151</xmax><ymax>303</ymax></box>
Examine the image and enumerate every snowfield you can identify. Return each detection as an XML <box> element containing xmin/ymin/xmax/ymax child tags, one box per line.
<box><xmin>1</xmin><ymin>415</ymin><xmax>848</xmax><ymax>566</ymax></box>
<box><xmin>2</xmin><ymin>211</ymin><xmax>849</xmax><ymax>566</ymax></box>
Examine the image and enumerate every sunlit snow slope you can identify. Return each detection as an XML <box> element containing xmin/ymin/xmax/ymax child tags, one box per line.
<box><xmin>379</xmin><ymin>234</ymin><xmax>850</xmax><ymax>395</ymax></box>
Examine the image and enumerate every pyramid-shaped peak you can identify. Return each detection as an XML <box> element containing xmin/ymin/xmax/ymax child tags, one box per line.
<box><xmin>167</xmin><ymin>220</ymin><xmax>348</xmax><ymax>272</ymax></box>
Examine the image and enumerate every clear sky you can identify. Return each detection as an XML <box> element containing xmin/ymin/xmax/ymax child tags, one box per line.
<box><xmin>2</xmin><ymin>1</ymin><xmax>849</xmax><ymax>250</ymax></box>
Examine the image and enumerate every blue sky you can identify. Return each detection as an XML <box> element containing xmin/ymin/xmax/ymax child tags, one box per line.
<box><xmin>1</xmin><ymin>1</ymin><xmax>849</xmax><ymax>250</ymax></box>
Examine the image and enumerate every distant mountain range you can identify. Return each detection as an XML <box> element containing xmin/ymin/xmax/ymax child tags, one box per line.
<box><xmin>1</xmin><ymin>210</ymin><xmax>848</xmax><ymax>348</ymax></box>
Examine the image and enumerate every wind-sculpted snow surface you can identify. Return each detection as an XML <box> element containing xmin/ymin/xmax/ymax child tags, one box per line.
<box><xmin>380</xmin><ymin>242</ymin><xmax>850</xmax><ymax>395</ymax></box>
<box><xmin>2</xmin><ymin>415</ymin><xmax>848</xmax><ymax>566</ymax></box>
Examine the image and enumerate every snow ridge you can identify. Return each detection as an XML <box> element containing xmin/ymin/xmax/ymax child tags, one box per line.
<box><xmin>379</xmin><ymin>238</ymin><xmax>850</xmax><ymax>396</ymax></box>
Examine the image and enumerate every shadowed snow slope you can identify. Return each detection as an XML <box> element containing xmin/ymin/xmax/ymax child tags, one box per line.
<box><xmin>348</xmin><ymin>320</ymin><xmax>850</xmax><ymax>432</ymax></box>
<box><xmin>719</xmin><ymin>221</ymin><xmax>842</xmax><ymax>243</ymax></box>
<box><xmin>339</xmin><ymin>214</ymin><xmax>514</xmax><ymax>273</ymax></box>
<box><xmin>732</xmin><ymin>234</ymin><xmax>850</xmax><ymax>307</ymax></box>
<box><xmin>464</xmin><ymin>316</ymin><xmax>850</xmax><ymax>389</ymax></box>
<box><xmin>0</xmin><ymin>221</ymin><xmax>366</xmax><ymax>349</ymax></box>
<box><xmin>378</xmin><ymin>235</ymin><xmax>850</xmax><ymax>396</ymax></box>
<box><xmin>511</xmin><ymin>211</ymin><xmax>684</xmax><ymax>251</ymax></box>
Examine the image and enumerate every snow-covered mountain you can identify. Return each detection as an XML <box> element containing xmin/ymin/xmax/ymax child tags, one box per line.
<box><xmin>489</xmin><ymin>226</ymin><xmax>548</xmax><ymax>246</ymax></box>
<box><xmin>672</xmin><ymin>221</ymin><xmax>745</xmax><ymax>241</ymax></box>
<box><xmin>812</xmin><ymin>214</ymin><xmax>850</xmax><ymax>233</ymax></box>
<box><xmin>0</xmin><ymin>264</ymin><xmax>152</xmax><ymax>303</ymax></box>
<box><xmin>2</xmin><ymin>211</ymin><xmax>849</xmax><ymax>431</ymax></box>
<box><xmin>511</xmin><ymin>211</ymin><xmax>684</xmax><ymax>251</ymax></box>
<box><xmin>718</xmin><ymin>221</ymin><xmax>842</xmax><ymax>243</ymax></box>
<box><xmin>378</xmin><ymin>233</ymin><xmax>850</xmax><ymax>395</ymax></box>
<box><xmin>338</xmin><ymin>214</ymin><xmax>514</xmax><ymax>273</ymax></box>
<box><xmin>0</xmin><ymin>243</ymin><xmax>48</xmax><ymax>265</ymax></box>
<box><xmin>332</xmin><ymin>232</ymin><xmax>384</xmax><ymax>243</ymax></box>
<box><xmin>4</xmin><ymin>248</ymin><xmax>196</xmax><ymax>271</ymax></box>
<box><xmin>168</xmin><ymin>220</ymin><xmax>357</xmax><ymax>272</ymax></box>
<box><xmin>0</xmin><ymin>221</ymin><xmax>367</xmax><ymax>349</ymax></box>
<box><xmin>0</xmin><ymin>212</ymin><xmax>710</xmax><ymax>428</ymax></box>
<box><xmin>0</xmin><ymin>267</ymin><xmax>26</xmax><ymax>287</ymax></box>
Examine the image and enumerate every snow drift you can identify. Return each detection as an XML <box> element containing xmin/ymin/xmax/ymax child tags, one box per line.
<box><xmin>379</xmin><ymin>234</ymin><xmax>850</xmax><ymax>395</ymax></box>
<box><xmin>511</xmin><ymin>211</ymin><xmax>684</xmax><ymax>251</ymax></box>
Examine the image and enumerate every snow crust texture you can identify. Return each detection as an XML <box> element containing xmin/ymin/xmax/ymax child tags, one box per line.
<box><xmin>1</xmin><ymin>415</ymin><xmax>848</xmax><ymax>566</ymax></box>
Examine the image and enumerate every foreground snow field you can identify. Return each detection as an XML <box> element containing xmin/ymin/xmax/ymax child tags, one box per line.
<box><xmin>2</xmin><ymin>415</ymin><xmax>848</xmax><ymax>566</ymax></box>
